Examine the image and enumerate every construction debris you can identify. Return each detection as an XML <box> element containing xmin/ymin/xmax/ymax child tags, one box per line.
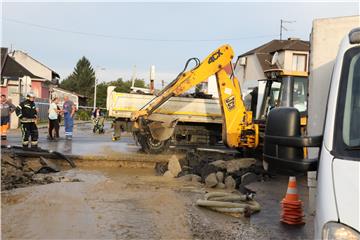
<box><xmin>178</xmin><ymin>174</ymin><xmax>202</xmax><ymax>182</ymax></box>
<box><xmin>1</xmin><ymin>145</ymin><xmax>76</xmax><ymax>168</ymax></box>
<box><xmin>163</xmin><ymin>170</ymin><xmax>175</xmax><ymax>178</ymax></box>
<box><xmin>1</xmin><ymin>151</ymin><xmax>80</xmax><ymax>191</ymax></box>
<box><xmin>167</xmin><ymin>155</ymin><xmax>182</xmax><ymax>177</ymax></box>
<box><xmin>205</xmin><ymin>173</ymin><xmax>218</xmax><ymax>188</ymax></box>
<box><xmin>177</xmin><ymin>149</ymin><xmax>270</xmax><ymax>193</ymax></box>
<box><xmin>224</xmin><ymin>176</ymin><xmax>236</xmax><ymax>190</ymax></box>
<box><xmin>216</xmin><ymin>171</ymin><xmax>224</xmax><ymax>183</ymax></box>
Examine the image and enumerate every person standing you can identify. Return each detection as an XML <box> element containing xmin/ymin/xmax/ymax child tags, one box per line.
<box><xmin>63</xmin><ymin>96</ymin><xmax>76</xmax><ymax>139</ymax></box>
<box><xmin>15</xmin><ymin>92</ymin><xmax>39</xmax><ymax>148</ymax></box>
<box><xmin>0</xmin><ymin>94</ymin><xmax>16</xmax><ymax>140</ymax></box>
<box><xmin>48</xmin><ymin>97</ymin><xmax>61</xmax><ymax>140</ymax></box>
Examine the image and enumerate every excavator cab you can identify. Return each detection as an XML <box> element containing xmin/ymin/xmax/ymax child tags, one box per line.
<box><xmin>258</xmin><ymin>69</ymin><xmax>308</xmax><ymax>121</ymax></box>
<box><xmin>256</xmin><ymin>69</ymin><xmax>308</xmax><ymax>146</ymax></box>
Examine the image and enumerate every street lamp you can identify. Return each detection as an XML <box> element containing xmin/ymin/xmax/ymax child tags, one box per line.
<box><xmin>94</xmin><ymin>66</ymin><xmax>105</xmax><ymax>111</ymax></box>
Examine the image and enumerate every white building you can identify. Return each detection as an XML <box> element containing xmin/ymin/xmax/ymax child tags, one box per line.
<box><xmin>234</xmin><ymin>38</ymin><xmax>310</xmax><ymax>116</ymax></box>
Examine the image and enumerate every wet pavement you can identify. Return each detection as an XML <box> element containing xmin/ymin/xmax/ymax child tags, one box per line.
<box><xmin>1</xmin><ymin>167</ymin><xmax>314</xmax><ymax>239</ymax></box>
<box><xmin>249</xmin><ymin>174</ymin><xmax>314</xmax><ymax>239</ymax></box>
<box><xmin>1</xmin><ymin>121</ymin><xmax>315</xmax><ymax>239</ymax></box>
<box><xmin>4</xmin><ymin>122</ymin><xmax>141</xmax><ymax>156</ymax></box>
<box><xmin>2</xmin><ymin>168</ymin><xmax>197</xmax><ymax>239</ymax></box>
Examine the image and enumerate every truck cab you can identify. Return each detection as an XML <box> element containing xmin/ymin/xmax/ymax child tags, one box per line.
<box><xmin>263</xmin><ymin>28</ymin><xmax>360</xmax><ymax>239</ymax></box>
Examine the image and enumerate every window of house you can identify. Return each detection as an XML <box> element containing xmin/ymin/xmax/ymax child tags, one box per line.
<box><xmin>292</xmin><ymin>54</ymin><xmax>307</xmax><ymax>72</ymax></box>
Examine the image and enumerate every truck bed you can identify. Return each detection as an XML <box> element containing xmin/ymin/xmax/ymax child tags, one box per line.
<box><xmin>107</xmin><ymin>91</ymin><xmax>222</xmax><ymax>124</ymax></box>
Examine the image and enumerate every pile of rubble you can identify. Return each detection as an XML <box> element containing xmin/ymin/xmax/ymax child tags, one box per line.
<box><xmin>157</xmin><ymin>149</ymin><xmax>270</xmax><ymax>192</ymax></box>
<box><xmin>1</xmin><ymin>152</ymin><xmax>80</xmax><ymax>191</ymax></box>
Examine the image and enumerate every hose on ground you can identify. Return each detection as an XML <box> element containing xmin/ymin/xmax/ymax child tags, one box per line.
<box><xmin>196</xmin><ymin>192</ymin><xmax>261</xmax><ymax>217</ymax></box>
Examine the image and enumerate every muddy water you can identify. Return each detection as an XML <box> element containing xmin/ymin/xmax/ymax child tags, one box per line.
<box><xmin>1</xmin><ymin>168</ymin><xmax>194</xmax><ymax>239</ymax></box>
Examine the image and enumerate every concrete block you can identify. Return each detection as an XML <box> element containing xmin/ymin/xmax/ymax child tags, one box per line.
<box><xmin>225</xmin><ymin>176</ymin><xmax>236</xmax><ymax>189</ymax></box>
<box><xmin>205</xmin><ymin>173</ymin><xmax>218</xmax><ymax>188</ymax></box>
<box><xmin>168</xmin><ymin>155</ymin><xmax>182</xmax><ymax>177</ymax></box>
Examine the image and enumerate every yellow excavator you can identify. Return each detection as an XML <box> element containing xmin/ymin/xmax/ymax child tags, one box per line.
<box><xmin>130</xmin><ymin>45</ymin><xmax>259</xmax><ymax>153</ymax></box>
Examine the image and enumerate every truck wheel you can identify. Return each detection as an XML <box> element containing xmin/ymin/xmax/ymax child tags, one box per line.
<box><xmin>138</xmin><ymin>134</ymin><xmax>171</xmax><ymax>154</ymax></box>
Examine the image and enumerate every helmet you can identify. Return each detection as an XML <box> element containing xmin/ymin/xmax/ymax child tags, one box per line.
<box><xmin>27</xmin><ymin>91</ymin><xmax>35</xmax><ymax>98</ymax></box>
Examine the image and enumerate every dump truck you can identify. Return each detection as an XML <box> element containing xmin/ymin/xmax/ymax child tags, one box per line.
<box><xmin>263</xmin><ymin>16</ymin><xmax>360</xmax><ymax>239</ymax></box>
<box><xmin>107</xmin><ymin>86</ymin><xmax>223</xmax><ymax>151</ymax></box>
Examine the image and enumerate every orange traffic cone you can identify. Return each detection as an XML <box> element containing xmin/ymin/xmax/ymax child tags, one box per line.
<box><xmin>280</xmin><ymin>176</ymin><xmax>305</xmax><ymax>225</ymax></box>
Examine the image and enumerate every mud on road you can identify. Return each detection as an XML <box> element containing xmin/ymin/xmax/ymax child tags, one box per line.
<box><xmin>2</xmin><ymin>167</ymin><xmax>275</xmax><ymax>240</ymax></box>
<box><xmin>2</xmin><ymin>165</ymin><xmax>315</xmax><ymax>240</ymax></box>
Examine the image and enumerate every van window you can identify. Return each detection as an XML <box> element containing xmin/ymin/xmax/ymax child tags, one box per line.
<box><xmin>342</xmin><ymin>50</ymin><xmax>360</xmax><ymax>147</ymax></box>
<box><xmin>334</xmin><ymin>46</ymin><xmax>360</xmax><ymax>159</ymax></box>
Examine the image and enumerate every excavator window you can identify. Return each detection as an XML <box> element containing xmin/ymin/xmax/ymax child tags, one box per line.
<box><xmin>259</xmin><ymin>81</ymin><xmax>281</xmax><ymax>119</ymax></box>
<box><xmin>292</xmin><ymin>77</ymin><xmax>308</xmax><ymax>113</ymax></box>
<box><xmin>278</xmin><ymin>76</ymin><xmax>308</xmax><ymax>114</ymax></box>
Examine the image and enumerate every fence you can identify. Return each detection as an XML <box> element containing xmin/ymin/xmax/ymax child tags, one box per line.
<box><xmin>34</xmin><ymin>99</ymin><xmax>107</xmax><ymax>122</ymax></box>
<box><xmin>35</xmin><ymin>98</ymin><xmax>50</xmax><ymax>121</ymax></box>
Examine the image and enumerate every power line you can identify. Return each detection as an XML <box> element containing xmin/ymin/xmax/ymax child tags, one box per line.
<box><xmin>2</xmin><ymin>18</ymin><xmax>278</xmax><ymax>42</ymax></box>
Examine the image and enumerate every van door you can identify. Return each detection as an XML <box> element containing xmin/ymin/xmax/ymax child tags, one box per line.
<box><xmin>331</xmin><ymin>45</ymin><xmax>360</xmax><ymax>231</ymax></box>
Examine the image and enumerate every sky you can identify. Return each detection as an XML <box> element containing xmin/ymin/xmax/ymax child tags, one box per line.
<box><xmin>1</xmin><ymin>1</ymin><xmax>358</xmax><ymax>87</ymax></box>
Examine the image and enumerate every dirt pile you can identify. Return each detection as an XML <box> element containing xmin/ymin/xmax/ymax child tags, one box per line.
<box><xmin>1</xmin><ymin>152</ymin><xmax>80</xmax><ymax>190</ymax></box>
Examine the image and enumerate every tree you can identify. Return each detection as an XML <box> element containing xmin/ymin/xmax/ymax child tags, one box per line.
<box><xmin>88</xmin><ymin>78</ymin><xmax>147</xmax><ymax>108</ymax></box>
<box><xmin>60</xmin><ymin>57</ymin><xmax>96</xmax><ymax>98</ymax></box>
<box><xmin>59</xmin><ymin>73</ymin><xmax>77</xmax><ymax>92</ymax></box>
<box><xmin>60</xmin><ymin>58</ymin><xmax>148</xmax><ymax>108</ymax></box>
<box><xmin>110</xmin><ymin>78</ymin><xmax>146</xmax><ymax>93</ymax></box>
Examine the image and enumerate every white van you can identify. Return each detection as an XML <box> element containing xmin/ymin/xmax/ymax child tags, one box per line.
<box><xmin>263</xmin><ymin>28</ymin><xmax>360</xmax><ymax>239</ymax></box>
<box><xmin>315</xmin><ymin>27</ymin><xmax>360</xmax><ymax>240</ymax></box>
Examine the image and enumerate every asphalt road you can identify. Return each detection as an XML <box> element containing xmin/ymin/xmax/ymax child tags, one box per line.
<box><xmin>3</xmin><ymin>122</ymin><xmax>138</xmax><ymax>156</ymax></box>
<box><xmin>2</xmin><ymin>121</ymin><xmax>315</xmax><ymax>239</ymax></box>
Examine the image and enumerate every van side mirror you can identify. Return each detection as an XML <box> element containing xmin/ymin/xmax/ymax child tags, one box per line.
<box><xmin>263</xmin><ymin>107</ymin><xmax>322</xmax><ymax>173</ymax></box>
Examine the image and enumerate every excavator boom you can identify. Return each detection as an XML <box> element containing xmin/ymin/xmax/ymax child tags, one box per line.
<box><xmin>131</xmin><ymin>45</ymin><xmax>259</xmax><ymax>152</ymax></box>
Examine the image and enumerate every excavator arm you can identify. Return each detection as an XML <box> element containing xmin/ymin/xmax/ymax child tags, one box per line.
<box><xmin>131</xmin><ymin>44</ymin><xmax>258</xmax><ymax>152</ymax></box>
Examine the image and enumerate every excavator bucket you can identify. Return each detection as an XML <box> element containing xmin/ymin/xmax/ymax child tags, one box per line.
<box><xmin>147</xmin><ymin>115</ymin><xmax>178</xmax><ymax>141</ymax></box>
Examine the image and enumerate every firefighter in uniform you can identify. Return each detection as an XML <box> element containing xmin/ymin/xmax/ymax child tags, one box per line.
<box><xmin>15</xmin><ymin>92</ymin><xmax>39</xmax><ymax>148</ymax></box>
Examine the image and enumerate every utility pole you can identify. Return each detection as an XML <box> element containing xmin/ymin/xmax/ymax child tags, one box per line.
<box><xmin>280</xmin><ymin>19</ymin><xmax>295</xmax><ymax>40</ymax></box>
<box><xmin>94</xmin><ymin>67</ymin><xmax>105</xmax><ymax>111</ymax></box>
<box><xmin>131</xmin><ymin>65</ymin><xmax>136</xmax><ymax>88</ymax></box>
